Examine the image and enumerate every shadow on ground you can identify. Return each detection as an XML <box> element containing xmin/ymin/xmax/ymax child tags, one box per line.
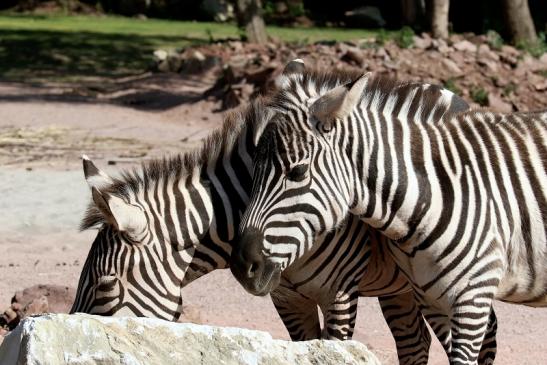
<box><xmin>0</xmin><ymin>29</ymin><xmax>215</xmax><ymax>111</ymax></box>
<box><xmin>0</xmin><ymin>29</ymin><xmax>205</xmax><ymax>81</ymax></box>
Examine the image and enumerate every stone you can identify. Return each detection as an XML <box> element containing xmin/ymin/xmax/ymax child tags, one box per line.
<box><xmin>488</xmin><ymin>94</ymin><xmax>513</xmax><ymax>113</ymax></box>
<box><xmin>0</xmin><ymin>314</ymin><xmax>381</xmax><ymax>365</ymax></box>
<box><xmin>478</xmin><ymin>44</ymin><xmax>500</xmax><ymax>61</ymax></box>
<box><xmin>1</xmin><ymin>284</ymin><xmax>76</xmax><ymax>331</ymax></box>
<box><xmin>501</xmin><ymin>45</ymin><xmax>520</xmax><ymax>57</ymax></box>
<box><xmin>478</xmin><ymin>57</ymin><xmax>499</xmax><ymax>73</ymax></box>
<box><xmin>534</xmin><ymin>81</ymin><xmax>547</xmax><ymax>91</ymax></box>
<box><xmin>153</xmin><ymin>49</ymin><xmax>168</xmax><ymax>62</ymax></box>
<box><xmin>341</xmin><ymin>47</ymin><xmax>366</xmax><ymax>67</ymax></box>
<box><xmin>413</xmin><ymin>36</ymin><xmax>432</xmax><ymax>50</ymax></box>
<box><xmin>453</xmin><ymin>40</ymin><xmax>478</xmax><ymax>53</ymax></box>
<box><xmin>441</xmin><ymin>58</ymin><xmax>463</xmax><ymax>76</ymax></box>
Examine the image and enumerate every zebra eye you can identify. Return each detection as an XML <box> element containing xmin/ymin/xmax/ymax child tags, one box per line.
<box><xmin>287</xmin><ymin>164</ymin><xmax>308</xmax><ymax>182</ymax></box>
<box><xmin>96</xmin><ymin>275</ymin><xmax>117</xmax><ymax>290</ymax></box>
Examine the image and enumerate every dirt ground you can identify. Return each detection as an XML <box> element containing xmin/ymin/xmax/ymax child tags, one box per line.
<box><xmin>1</xmin><ymin>74</ymin><xmax>547</xmax><ymax>364</ymax></box>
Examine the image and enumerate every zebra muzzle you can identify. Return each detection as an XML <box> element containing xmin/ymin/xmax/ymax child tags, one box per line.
<box><xmin>230</xmin><ymin>229</ymin><xmax>281</xmax><ymax>296</ymax></box>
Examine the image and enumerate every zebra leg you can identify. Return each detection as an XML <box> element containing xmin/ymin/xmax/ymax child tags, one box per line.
<box><xmin>322</xmin><ymin>285</ymin><xmax>359</xmax><ymax>340</ymax></box>
<box><xmin>378</xmin><ymin>293</ymin><xmax>430</xmax><ymax>365</ymax></box>
<box><xmin>477</xmin><ymin>308</ymin><xmax>497</xmax><ymax>365</ymax></box>
<box><xmin>270</xmin><ymin>283</ymin><xmax>321</xmax><ymax>341</ymax></box>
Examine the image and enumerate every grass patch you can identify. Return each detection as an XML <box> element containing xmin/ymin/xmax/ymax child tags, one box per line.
<box><xmin>470</xmin><ymin>86</ymin><xmax>489</xmax><ymax>106</ymax></box>
<box><xmin>394</xmin><ymin>26</ymin><xmax>414</xmax><ymax>49</ymax></box>
<box><xmin>443</xmin><ymin>78</ymin><xmax>462</xmax><ymax>96</ymax></box>
<box><xmin>516</xmin><ymin>32</ymin><xmax>547</xmax><ymax>58</ymax></box>
<box><xmin>0</xmin><ymin>13</ymin><xmax>381</xmax><ymax>82</ymax></box>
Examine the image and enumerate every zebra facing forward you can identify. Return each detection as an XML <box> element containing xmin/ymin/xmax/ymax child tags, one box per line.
<box><xmin>71</xmin><ymin>97</ymin><xmax>441</xmax><ymax>364</ymax></box>
<box><xmin>231</xmin><ymin>61</ymin><xmax>543</xmax><ymax>364</ymax></box>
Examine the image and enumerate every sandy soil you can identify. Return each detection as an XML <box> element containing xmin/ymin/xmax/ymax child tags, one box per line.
<box><xmin>1</xmin><ymin>76</ymin><xmax>546</xmax><ymax>364</ymax></box>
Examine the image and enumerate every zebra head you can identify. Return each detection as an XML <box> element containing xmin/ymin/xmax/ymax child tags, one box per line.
<box><xmin>70</xmin><ymin>156</ymin><xmax>197</xmax><ymax>320</ymax></box>
<box><xmin>231</xmin><ymin>60</ymin><xmax>471</xmax><ymax>296</ymax></box>
<box><xmin>230</xmin><ymin>61</ymin><xmax>364</xmax><ymax>296</ymax></box>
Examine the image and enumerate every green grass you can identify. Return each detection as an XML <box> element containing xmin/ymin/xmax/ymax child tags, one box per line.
<box><xmin>0</xmin><ymin>13</ymin><xmax>380</xmax><ymax>82</ymax></box>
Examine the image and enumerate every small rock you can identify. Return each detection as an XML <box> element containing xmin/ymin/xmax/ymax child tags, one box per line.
<box><xmin>478</xmin><ymin>57</ymin><xmax>499</xmax><ymax>73</ymax></box>
<box><xmin>534</xmin><ymin>81</ymin><xmax>547</xmax><ymax>91</ymax></box>
<box><xmin>441</xmin><ymin>58</ymin><xmax>463</xmax><ymax>76</ymax></box>
<box><xmin>540</xmin><ymin>53</ymin><xmax>547</xmax><ymax>65</ymax></box>
<box><xmin>23</xmin><ymin>296</ymin><xmax>49</xmax><ymax>317</ymax></box>
<box><xmin>453</xmin><ymin>40</ymin><xmax>478</xmax><ymax>53</ymax></box>
<box><xmin>488</xmin><ymin>94</ymin><xmax>513</xmax><ymax>113</ymax></box>
<box><xmin>153</xmin><ymin>49</ymin><xmax>168</xmax><ymax>62</ymax></box>
<box><xmin>228</xmin><ymin>54</ymin><xmax>248</xmax><ymax>69</ymax></box>
<box><xmin>501</xmin><ymin>45</ymin><xmax>520</xmax><ymax>57</ymax></box>
<box><xmin>478</xmin><ymin>44</ymin><xmax>500</xmax><ymax>61</ymax></box>
<box><xmin>3</xmin><ymin>309</ymin><xmax>16</xmax><ymax>322</ymax></box>
<box><xmin>375</xmin><ymin>48</ymin><xmax>388</xmax><ymax>59</ymax></box>
<box><xmin>10</xmin><ymin>303</ymin><xmax>21</xmax><ymax>312</ymax></box>
<box><xmin>500</xmin><ymin>53</ymin><xmax>518</xmax><ymax>67</ymax></box>
<box><xmin>341</xmin><ymin>48</ymin><xmax>366</xmax><ymax>67</ymax></box>
<box><xmin>383</xmin><ymin>60</ymin><xmax>400</xmax><ymax>70</ymax></box>
<box><xmin>413</xmin><ymin>35</ymin><xmax>432</xmax><ymax>50</ymax></box>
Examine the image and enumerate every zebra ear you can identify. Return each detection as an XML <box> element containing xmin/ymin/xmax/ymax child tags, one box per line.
<box><xmin>82</xmin><ymin>155</ymin><xmax>113</xmax><ymax>190</ymax></box>
<box><xmin>275</xmin><ymin>59</ymin><xmax>305</xmax><ymax>89</ymax></box>
<box><xmin>310</xmin><ymin>73</ymin><xmax>369</xmax><ymax>132</ymax></box>
<box><xmin>83</xmin><ymin>155</ymin><xmax>147</xmax><ymax>234</ymax></box>
<box><xmin>91</xmin><ymin>188</ymin><xmax>147</xmax><ymax>234</ymax></box>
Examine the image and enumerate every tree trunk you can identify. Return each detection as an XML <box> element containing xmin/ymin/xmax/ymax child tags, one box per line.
<box><xmin>235</xmin><ymin>0</ymin><xmax>268</xmax><ymax>44</ymax></box>
<box><xmin>428</xmin><ymin>0</ymin><xmax>449</xmax><ymax>39</ymax></box>
<box><xmin>503</xmin><ymin>0</ymin><xmax>537</xmax><ymax>45</ymax></box>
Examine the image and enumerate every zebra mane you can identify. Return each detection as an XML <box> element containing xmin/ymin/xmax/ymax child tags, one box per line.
<box><xmin>272</xmin><ymin>68</ymin><xmax>464</xmax><ymax>119</ymax></box>
<box><xmin>81</xmin><ymin>97</ymin><xmax>271</xmax><ymax>231</ymax></box>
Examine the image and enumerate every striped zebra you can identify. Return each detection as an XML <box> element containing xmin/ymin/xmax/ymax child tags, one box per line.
<box><xmin>232</xmin><ymin>60</ymin><xmax>546</xmax><ymax>364</ymax></box>
<box><xmin>70</xmin><ymin>97</ymin><xmax>441</xmax><ymax>364</ymax></box>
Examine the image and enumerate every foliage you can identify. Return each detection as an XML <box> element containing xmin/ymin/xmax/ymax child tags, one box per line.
<box><xmin>470</xmin><ymin>86</ymin><xmax>489</xmax><ymax>106</ymax></box>
<box><xmin>502</xmin><ymin>82</ymin><xmax>517</xmax><ymax>96</ymax></box>
<box><xmin>374</xmin><ymin>29</ymin><xmax>389</xmax><ymax>47</ymax></box>
<box><xmin>516</xmin><ymin>32</ymin><xmax>547</xmax><ymax>58</ymax></box>
<box><xmin>486</xmin><ymin>30</ymin><xmax>504</xmax><ymax>50</ymax></box>
<box><xmin>287</xmin><ymin>1</ymin><xmax>305</xmax><ymax>18</ymax></box>
<box><xmin>443</xmin><ymin>78</ymin><xmax>462</xmax><ymax>96</ymax></box>
<box><xmin>394</xmin><ymin>26</ymin><xmax>414</xmax><ymax>49</ymax></box>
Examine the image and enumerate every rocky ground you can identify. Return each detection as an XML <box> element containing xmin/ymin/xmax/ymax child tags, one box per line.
<box><xmin>154</xmin><ymin>33</ymin><xmax>547</xmax><ymax>113</ymax></box>
<box><xmin>1</xmin><ymin>38</ymin><xmax>546</xmax><ymax>364</ymax></box>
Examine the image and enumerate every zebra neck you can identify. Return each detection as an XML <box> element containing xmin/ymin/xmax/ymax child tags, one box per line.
<box><xmin>351</xmin><ymin>107</ymin><xmax>442</xmax><ymax>243</ymax></box>
<box><xmin>181</xmin><ymin>133</ymin><xmax>255</xmax><ymax>283</ymax></box>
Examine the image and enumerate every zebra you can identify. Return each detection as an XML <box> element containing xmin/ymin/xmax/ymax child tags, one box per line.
<box><xmin>230</xmin><ymin>61</ymin><xmax>538</xmax><ymax>364</ymax></box>
<box><xmin>70</xmin><ymin>97</ymin><xmax>441</xmax><ymax>364</ymax></box>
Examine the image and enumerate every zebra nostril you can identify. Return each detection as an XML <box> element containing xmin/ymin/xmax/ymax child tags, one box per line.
<box><xmin>248</xmin><ymin>262</ymin><xmax>259</xmax><ymax>278</ymax></box>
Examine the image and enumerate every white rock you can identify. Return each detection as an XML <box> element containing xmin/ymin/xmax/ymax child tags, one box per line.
<box><xmin>453</xmin><ymin>40</ymin><xmax>478</xmax><ymax>53</ymax></box>
<box><xmin>153</xmin><ymin>49</ymin><xmax>168</xmax><ymax>62</ymax></box>
<box><xmin>0</xmin><ymin>314</ymin><xmax>381</xmax><ymax>365</ymax></box>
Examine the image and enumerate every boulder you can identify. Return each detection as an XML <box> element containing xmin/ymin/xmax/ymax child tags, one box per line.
<box><xmin>0</xmin><ymin>314</ymin><xmax>381</xmax><ymax>365</ymax></box>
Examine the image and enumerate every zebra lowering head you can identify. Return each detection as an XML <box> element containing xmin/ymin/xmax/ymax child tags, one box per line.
<box><xmin>231</xmin><ymin>60</ymin><xmax>469</xmax><ymax>295</ymax></box>
<box><xmin>70</xmin><ymin>100</ymin><xmax>271</xmax><ymax>320</ymax></box>
<box><xmin>69</xmin><ymin>156</ymin><xmax>193</xmax><ymax>319</ymax></box>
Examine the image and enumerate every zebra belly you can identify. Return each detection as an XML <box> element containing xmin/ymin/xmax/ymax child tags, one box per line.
<box><xmin>496</xmin><ymin>255</ymin><xmax>547</xmax><ymax>307</ymax></box>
